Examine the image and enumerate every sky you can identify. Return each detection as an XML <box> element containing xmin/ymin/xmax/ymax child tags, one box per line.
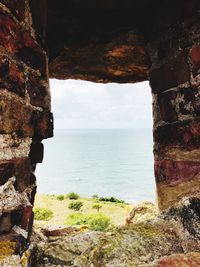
<box><xmin>50</xmin><ymin>79</ymin><xmax>153</xmax><ymax>129</ymax></box>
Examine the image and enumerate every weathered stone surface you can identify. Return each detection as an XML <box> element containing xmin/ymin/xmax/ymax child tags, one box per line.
<box><xmin>154</xmin><ymin>87</ymin><xmax>200</xmax><ymax>124</ymax></box>
<box><xmin>0</xmin><ymin>158</ymin><xmax>32</xmax><ymax>191</ymax></box>
<box><xmin>0</xmin><ymin>56</ymin><xmax>25</xmax><ymax>97</ymax></box>
<box><xmin>0</xmin><ymin>10</ymin><xmax>46</xmax><ymax>74</ymax></box>
<box><xmin>26</xmin><ymin>73</ymin><xmax>50</xmax><ymax>108</ymax></box>
<box><xmin>0</xmin><ymin>162</ymin><xmax>14</xmax><ymax>186</ymax></box>
<box><xmin>149</xmin><ymin>53</ymin><xmax>190</xmax><ymax>93</ymax></box>
<box><xmin>13</xmin><ymin>158</ymin><xmax>32</xmax><ymax>192</ymax></box>
<box><xmin>32</xmin><ymin>198</ymin><xmax>200</xmax><ymax>267</ymax></box>
<box><xmin>0</xmin><ymin>134</ymin><xmax>31</xmax><ymax>161</ymax></box>
<box><xmin>0</xmin><ymin>214</ymin><xmax>12</xmax><ymax>233</ymax></box>
<box><xmin>0</xmin><ymin>177</ymin><xmax>31</xmax><ymax>213</ymax></box>
<box><xmin>155</xmin><ymin>159</ymin><xmax>200</xmax><ymax>185</ymax></box>
<box><xmin>152</xmin><ymin>252</ymin><xmax>200</xmax><ymax>267</ymax></box>
<box><xmin>1</xmin><ymin>0</ymin><xmax>27</xmax><ymax>22</ymax></box>
<box><xmin>33</xmin><ymin>111</ymin><xmax>53</xmax><ymax>140</ymax></box>
<box><xmin>154</xmin><ymin>119</ymin><xmax>200</xmax><ymax>153</ymax></box>
<box><xmin>0</xmin><ymin>92</ymin><xmax>52</xmax><ymax>138</ymax></box>
<box><xmin>49</xmin><ymin>33</ymin><xmax>150</xmax><ymax>83</ymax></box>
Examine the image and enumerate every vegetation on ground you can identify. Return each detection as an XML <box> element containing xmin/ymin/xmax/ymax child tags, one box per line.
<box><xmin>57</xmin><ymin>194</ymin><xmax>65</xmax><ymax>201</ymax></box>
<box><xmin>68</xmin><ymin>201</ymin><xmax>83</xmax><ymax>211</ymax></box>
<box><xmin>34</xmin><ymin>207</ymin><xmax>54</xmax><ymax>221</ymax></box>
<box><xmin>66</xmin><ymin>213</ymin><xmax>111</xmax><ymax>231</ymax></box>
<box><xmin>98</xmin><ymin>196</ymin><xmax>126</xmax><ymax>204</ymax></box>
<box><xmin>34</xmin><ymin>193</ymin><xmax>132</xmax><ymax>227</ymax></box>
<box><xmin>66</xmin><ymin>192</ymin><xmax>80</xmax><ymax>200</ymax></box>
<box><xmin>92</xmin><ymin>203</ymin><xmax>102</xmax><ymax>212</ymax></box>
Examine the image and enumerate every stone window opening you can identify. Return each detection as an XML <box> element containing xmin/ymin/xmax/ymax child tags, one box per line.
<box><xmin>35</xmin><ymin>79</ymin><xmax>155</xmax><ymax>209</ymax></box>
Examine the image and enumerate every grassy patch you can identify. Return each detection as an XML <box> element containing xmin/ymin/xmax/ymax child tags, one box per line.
<box><xmin>66</xmin><ymin>213</ymin><xmax>111</xmax><ymax>231</ymax></box>
<box><xmin>34</xmin><ymin>207</ymin><xmax>53</xmax><ymax>221</ymax></box>
<box><xmin>34</xmin><ymin>194</ymin><xmax>131</xmax><ymax>227</ymax></box>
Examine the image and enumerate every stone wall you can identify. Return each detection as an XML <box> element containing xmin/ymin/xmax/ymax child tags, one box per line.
<box><xmin>0</xmin><ymin>0</ymin><xmax>52</xmax><ymax>263</ymax></box>
<box><xmin>149</xmin><ymin>13</ymin><xmax>200</xmax><ymax>210</ymax></box>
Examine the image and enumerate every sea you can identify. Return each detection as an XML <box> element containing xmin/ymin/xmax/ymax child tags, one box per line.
<box><xmin>36</xmin><ymin>128</ymin><xmax>155</xmax><ymax>204</ymax></box>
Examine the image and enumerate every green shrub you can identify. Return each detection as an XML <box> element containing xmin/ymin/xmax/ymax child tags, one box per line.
<box><xmin>92</xmin><ymin>203</ymin><xmax>102</xmax><ymax>212</ymax></box>
<box><xmin>66</xmin><ymin>213</ymin><xmax>110</xmax><ymax>231</ymax></box>
<box><xmin>34</xmin><ymin>207</ymin><xmax>53</xmax><ymax>221</ymax></box>
<box><xmin>89</xmin><ymin>214</ymin><xmax>110</xmax><ymax>231</ymax></box>
<box><xmin>66</xmin><ymin>213</ymin><xmax>89</xmax><ymax>225</ymax></box>
<box><xmin>68</xmin><ymin>201</ymin><xmax>83</xmax><ymax>211</ymax></box>
<box><xmin>99</xmin><ymin>196</ymin><xmax>125</xmax><ymax>204</ymax></box>
<box><xmin>57</xmin><ymin>194</ymin><xmax>65</xmax><ymax>201</ymax></box>
<box><xmin>66</xmin><ymin>192</ymin><xmax>80</xmax><ymax>200</ymax></box>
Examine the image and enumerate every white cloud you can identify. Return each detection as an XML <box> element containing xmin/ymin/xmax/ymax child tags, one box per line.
<box><xmin>50</xmin><ymin>79</ymin><xmax>153</xmax><ymax>129</ymax></box>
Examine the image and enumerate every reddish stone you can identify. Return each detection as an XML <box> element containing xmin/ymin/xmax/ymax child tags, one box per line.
<box><xmin>158</xmin><ymin>253</ymin><xmax>200</xmax><ymax>266</ymax></box>
<box><xmin>29</xmin><ymin>142</ymin><xmax>44</xmax><ymax>164</ymax></box>
<box><xmin>21</xmin><ymin>206</ymin><xmax>33</xmax><ymax>231</ymax></box>
<box><xmin>155</xmin><ymin>159</ymin><xmax>200</xmax><ymax>185</ymax></box>
<box><xmin>190</xmin><ymin>45</ymin><xmax>200</xmax><ymax>69</ymax></box>
<box><xmin>149</xmin><ymin>53</ymin><xmax>190</xmax><ymax>93</ymax></box>
<box><xmin>154</xmin><ymin>119</ymin><xmax>200</xmax><ymax>153</ymax></box>
<box><xmin>0</xmin><ymin>10</ymin><xmax>46</xmax><ymax>74</ymax></box>
<box><xmin>0</xmin><ymin>12</ymin><xmax>22</xmax><ymax>54</ymax></box>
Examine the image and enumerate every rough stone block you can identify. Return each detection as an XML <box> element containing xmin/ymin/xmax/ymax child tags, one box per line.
<box><xmin>0</xmin><ymin>213</ymin><xmax>12</xmax><ymax>233</ymax></box>
<box><xmin>0</xmin><ymin>158</ymin><xmax>32</xmax><ymax>191</ymax></box>
<box><xmin>155</xmin><ymin>87</ymin><xmax>200</xmax><ymax>123</ymax></box>
<box><xmin>33</xmin><ymin>111</ymin><xmax>54</xmax><ymax>140</ymax></box>
<box><xmin>156</xmin><ymin>90</ymin><xmax>178</xmax><ymax>123</ymax></box>
<box><xmin>0</xmin><ymin>161</ymin><xmax>14</xmax><ymax>186</ymax></box>
<box><xmin>0</xmin><ymin>56</ymin><xmax>25</xmax><ymax>97</ymax></box>
<box><xmin>0</xmin><ymin>94</ymin><xmax>34</xmax><ymax>136</ymax></box>
<box><xmin>0</xmin><ymin>10</ymin><xmax>47</xmax><ymax>74</ymax></box>
<box><xmin>26</xmin><ymin>73</ymin><xmax>49</xmax><ymax>108</ymax></box>
<box><xmin>149</xmin><ymin>53</ymin><xmax>190</xmax><ymax>93</ymax></box>
<box><xmin>29</xmin><ymin>142</ymin><xmax>44</xmax><ymax>164</ymax></box>
<box><xmin>1</xmin><ymin>0</ymin><xmax>27</xmax><ymax>21</ymax></box>
<box><xmin>155</xmin><ymin>159</ymin><xmax>200</xmax><ymax>185</ymax></box>
<box><xmin>21</xmin><ymin>206</ymin><xmax>33</xmax><ymax>232</ymax></box>
<box><xmin>13</xmin><ymin>158</ymin><xmax>31</xmax><ymax>192</ymax></box>
<box><xmin>154</xmin><ymin>119</ymin><xmax>200</xmax><ymax>153</ymax></box>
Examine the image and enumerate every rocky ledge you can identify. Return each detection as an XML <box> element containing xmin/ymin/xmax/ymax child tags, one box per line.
<box><xmin>31</xmin><ymin>197</ymin><xmax>200</xmax><ymax>267</ymax></box>
<box><xmin>1</xmin><ymin>197</ymin><xmax>200</xmax><ymax>266</ymax></box>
